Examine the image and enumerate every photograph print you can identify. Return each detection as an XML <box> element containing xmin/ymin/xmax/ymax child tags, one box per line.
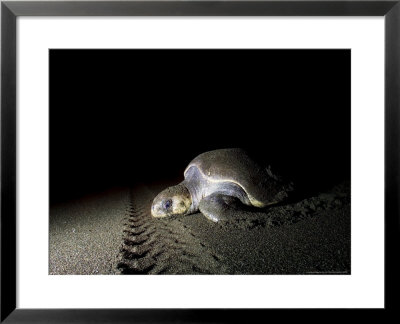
<box><xmin>49</xmin><ymin>49</ymin><xmax>350</xmax><ymax>275</ymax></box>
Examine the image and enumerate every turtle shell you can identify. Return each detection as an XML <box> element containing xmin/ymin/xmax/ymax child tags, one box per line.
<box><xmin>184</xmin><ymin>148</ymin><xmax>284</xmax><ymax>207</ymax></box>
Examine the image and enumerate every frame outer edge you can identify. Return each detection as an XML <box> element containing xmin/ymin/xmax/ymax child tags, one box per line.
<box><xmin>385</xmin><ymin>1</ymin><xmax>400</xmax><ymax>311</ymax></box>
<box><xmin>2</xmin><ymin>1</ymin><xmax>399</xmax><ymax>16</ymax></box>
<box><xmin>0</xmin><ymin>0</ymin><xmax>399</xmax><ymax>322</ymax></box>
<box><xmin>1</xmin><ymin>1</ymin><xmax>17</xmax><ymax>323</ymax></box>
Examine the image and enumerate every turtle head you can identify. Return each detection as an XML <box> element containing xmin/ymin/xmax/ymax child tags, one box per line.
<box><xmin>151</xmin><ymin>184</ymin><xmax>192</xmax><ymax>218</ymax></box>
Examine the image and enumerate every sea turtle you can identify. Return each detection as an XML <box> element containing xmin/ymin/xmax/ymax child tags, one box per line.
<box><xmin>151</xmin><ymin>148</ymin><xmax>292</xmax><ymax>222</ymax></box>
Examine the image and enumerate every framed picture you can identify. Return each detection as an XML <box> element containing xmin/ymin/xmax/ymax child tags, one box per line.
<box><xmin>1</xmin><ymin>0</ymin><xmax>398</xmax><ymax>322</ymax></box>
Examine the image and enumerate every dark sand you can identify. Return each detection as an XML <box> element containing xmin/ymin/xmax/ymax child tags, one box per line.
<box><xmin>49</xmin><ymin>189</ymin><xmax>129</xmax><ymax>275</ymax></box>
<box><xmin>49</xmin><ymin>182</ymin><xmax>350</xmax><ymax>275</ymax></box>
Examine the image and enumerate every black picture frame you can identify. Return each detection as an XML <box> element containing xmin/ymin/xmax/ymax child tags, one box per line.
<box><xmin>1</xmin><ymin>0</ymin><xmax>399</xmax><ymax>322</ymax></box>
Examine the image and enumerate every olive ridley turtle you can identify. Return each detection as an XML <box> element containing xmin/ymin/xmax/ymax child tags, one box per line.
<box><xmin>151</xmin><ymin>148</ymin><xmax>292</xmax><ymax>222</ymax></box>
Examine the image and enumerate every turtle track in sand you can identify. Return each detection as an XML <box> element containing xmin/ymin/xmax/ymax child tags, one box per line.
<box><xmin>219</xmin><ymin>181</ymin><xmax>351</xmax><ymax>230</ymax></box>
<box><xmin>117</xmin><ymin>187</ymin><xmax>228</xmax><ymax>274</ymax></box>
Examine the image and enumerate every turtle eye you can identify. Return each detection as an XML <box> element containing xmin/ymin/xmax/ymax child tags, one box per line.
<box><xmin>164</xmin><ymin>199</ymin><xmax>172</xmax><ymax>210</ymax></box>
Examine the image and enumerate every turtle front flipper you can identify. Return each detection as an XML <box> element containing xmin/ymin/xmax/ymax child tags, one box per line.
<box><xmin>199</xmin><ymin>193</ymin><xmax>241</xmax><ymax>223</ymax></box>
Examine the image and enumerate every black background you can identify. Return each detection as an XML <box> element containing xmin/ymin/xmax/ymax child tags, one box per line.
<box><xmin>50</xmin><ymin>50</ymin><xmax>350</xmax><ymax>204</ymax></box>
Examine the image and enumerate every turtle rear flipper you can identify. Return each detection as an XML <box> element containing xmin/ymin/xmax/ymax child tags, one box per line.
<box><xmin>199</xmin><ymin>193</ymin><xmax>242</xmax><ymax>223</ymax></box>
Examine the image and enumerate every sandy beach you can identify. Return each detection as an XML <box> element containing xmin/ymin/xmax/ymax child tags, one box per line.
<box><xmin>49</xmin><ymin>189</ymin><xmax>129</xmax><ymax>275</ymax></box>
<box><xmin>49</xmin><ymin>181</ymin><xmax>350</xmax><ymax>275</ymax></box>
